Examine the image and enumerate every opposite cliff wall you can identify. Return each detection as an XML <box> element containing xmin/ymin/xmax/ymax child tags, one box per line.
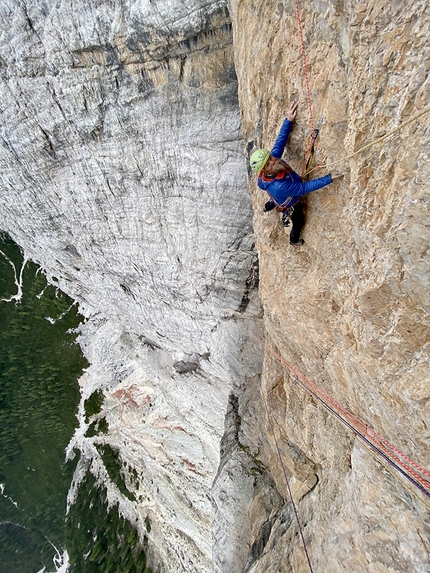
<box><xmin>0</xmin><ymin>2</ymin><xmax>263</xmax><ymax>572</ymax></box>
<box><xmin>0</xmin><ymin>0</ymin><xmax>253</xmax><ymax>350</ymax></box>
<box><xmin>230</xmin><ymin>0</ymin><xmax>429</xmax><ymax>571</ymax></box>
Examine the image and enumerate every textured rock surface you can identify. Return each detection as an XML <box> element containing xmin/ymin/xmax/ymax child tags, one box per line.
<box><xmin>230</xmin><ymin>0</ymin><xmax>430</xmax><ymax>571</ymax></box>
<box><xmin>0</xmin><ymin>0</ymin><xmax>429</xmax><ymax>572</ymax></box>
<box><xmin>0</xmin><ymin>2</ymin><xmax>263</xmax><ymax>572</ymax></box>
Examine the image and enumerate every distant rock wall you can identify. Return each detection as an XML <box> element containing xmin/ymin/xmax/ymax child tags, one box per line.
<box><xmin>0</xmin><ymin>0</ymin><xmax>255</xmax><ymax>351</ymax></box>
<box><xmin>0</xmin><ymin>2</ymin><xmax>263</xmax><ymax>572</ymax></box>
<box><xmin>230</xmin><ymin>0</ymin><xmax>430</xmax><ymax>571</ymax></box>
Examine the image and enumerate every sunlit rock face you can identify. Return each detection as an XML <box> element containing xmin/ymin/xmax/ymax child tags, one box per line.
<box><xmin>230</xmin><ymin>0</ymin><xmax>429</xmax><ymax>571</ymax></box>
<box><xmin>1</xmin><ymin>0</ymin><xmax>429</xmax><ymax>572</ymax></box>
<box><xmin>0</xmin><ymin>1</ymin><xmax>263</xmax><ymax>572</ymax></box>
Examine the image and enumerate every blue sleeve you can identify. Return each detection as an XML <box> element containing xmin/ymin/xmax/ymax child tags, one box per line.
<box><xmin>258</xmin><ymin>173</ymin><xmax>333</xmax><ymax>204</ymax></box>
<box><xmin>274</xmin><ymin>174</ymin><xmax>333</xmax><ymax>198</ymax></box>
<box><xmin>270</xmin><ymin>119</ymin><xmax>293</xmax><ymax>158</ymax></box>
<box><xmin>298</xmin><ymin>174</ymin><xmax>333</xmax><ymax>195</ymax></box>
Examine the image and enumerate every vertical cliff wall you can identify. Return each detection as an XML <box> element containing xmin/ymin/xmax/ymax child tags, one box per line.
<box><xmin>0</xmin><ymin>2</ymin><xmax>263</xmax><ymax>572</ymax></box>
<box><xmin>0</xmin><ymin>0</ymin><xmax>429</xmax><ymax>572</ymax></box>
<box><xmin>229</xmin><ymin>0</ymin><xmax>430</xmax><ymax>571</ymax></box>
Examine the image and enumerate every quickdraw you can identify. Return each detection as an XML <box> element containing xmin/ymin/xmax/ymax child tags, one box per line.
<box><xmin>304</xmin><ymin>114</ymin><xmax>324</xmax><ymax>180</ymax></box>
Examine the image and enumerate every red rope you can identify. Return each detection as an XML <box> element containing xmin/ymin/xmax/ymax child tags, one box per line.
<box><xmin>366</xmin><ymin>428</ymin><xmax>430</xmax><ymax>481</ymax></box>
<box><xmin>294</xmin><ymin>0</ymin><xmax>314</xmax><ymax>131</ymax></box>
<box><xmin>252</xmin><ymin>335</ymin><xmax>430</xmax><ymax>497</ymax></box>
<box><xmin>294</xmin><ymin>0</ymin><xmax>317</xmax><ymax>178</ymax></box>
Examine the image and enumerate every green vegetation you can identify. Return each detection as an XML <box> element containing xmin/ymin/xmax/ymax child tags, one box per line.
<box><xmin>98</xmin><ymin>417</ymin><xmax>109</xmax><ymax>434</ymax></box>
<box><xmin>84</xmin><ymin>389</ymin><xmax>105</xmax><ymax>422</ymax></box>
<box><xmin>66</xmin><ymin>472</ymin><xmax>151</xmax><ymax>573</ymax></box>
<box><xmin>0</xmin><ymin>521</ymin><xmax>48</xmax><ymax>573</ymax></box>
<box><xmin>145</xmin><ymin>517</ymin><xmax>152</xmax><ymax>534</ymax></box>
<box><xmin>0</xmin><ymin>234</ymin><xmax>149</xmax><ymax>572</ymax></box>
<box><xmin>127</xmin><ymin>465</ymin><xmax>140</xmax><ymax>490</ymax></box>
<box><xmin>96</xmin><ymin>444</ymin><xmax>136</xmax><ymax>502</ymax></box>
<box><xmin>85</xmin><ymin>416</ymin><xmax>109</xmax><ymax>438</ymax></box>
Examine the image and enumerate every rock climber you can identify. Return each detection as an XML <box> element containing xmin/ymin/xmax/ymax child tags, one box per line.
<box><xmin>249</xmin><ymin>102</ymin><xmax>343</xmax><ymax>246</ymax></box>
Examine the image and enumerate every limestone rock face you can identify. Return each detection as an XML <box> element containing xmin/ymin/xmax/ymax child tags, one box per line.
<box><xmin>229</xmin><ymin>0</ymin><xmax>430</xmax><ymax>571</ymax></box>
<box><xmin>1</xmin><ymin>0</ymin><xmax>429</xmax><ymax>572</ymax></box>
<box><xmin>0</xmin><ymin>0</ymin><xmax>254</xmax><ymax>350</ymax></box>
<box><xmin>0</xmin><ymin>2</ymin><xmax>263</xmax><ymax>572</ymax></box>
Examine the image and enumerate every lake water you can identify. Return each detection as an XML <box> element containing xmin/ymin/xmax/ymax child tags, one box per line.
<box><xmin>0</xmin><ymin>233</ymin><xmax>150</xmax><ymax>572</ymax></box>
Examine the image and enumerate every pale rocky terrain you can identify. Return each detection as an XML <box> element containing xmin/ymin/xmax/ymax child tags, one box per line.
<box><xmin>0</xmin><ymin>1</ymin><xmax>429</xmax><ymax>572</ymax></box>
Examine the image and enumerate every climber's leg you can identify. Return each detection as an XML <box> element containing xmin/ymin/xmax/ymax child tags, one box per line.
<box><xmin>289</xmin><ymin>201</ymin><xmax>305</xmax><ymax>244</ymax></box>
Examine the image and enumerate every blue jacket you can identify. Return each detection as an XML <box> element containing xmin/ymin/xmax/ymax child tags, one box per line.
<box><xmin>258</xmin><ymin>118</ymin><xmax>332</xmax><ymax>208</ymax></box>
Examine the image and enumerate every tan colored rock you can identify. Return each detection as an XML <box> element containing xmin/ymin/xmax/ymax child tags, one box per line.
<box><xmin>230</xmin><ymin>0</ymin><xmax>429</xmax><ymax>571</ymax></box>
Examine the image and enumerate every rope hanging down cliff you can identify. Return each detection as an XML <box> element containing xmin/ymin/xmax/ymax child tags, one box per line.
<box><xmin>294</xmin><ymin>0</ymin><xmax>316</xmax><ymax>179</ymax></box>
<box><xmin>253</xmin><ymin>335</ymin><xmax>430</xmax><ymax>504</ymax></box>
<box><xmin>254</xmin><ymin>347</ymin><xmax>430</xmax><ymax>571</ymax></box>
<box><xmin>261</xmin><ymin>388</ymin><xmax>315</xmax><ymax>573</ymax></box>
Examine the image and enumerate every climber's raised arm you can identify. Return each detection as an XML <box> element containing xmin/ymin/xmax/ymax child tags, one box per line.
<box><xmin>249</xmin><ymin>103</ymin><xmax>343</xmax><ymax>246</ymax></box>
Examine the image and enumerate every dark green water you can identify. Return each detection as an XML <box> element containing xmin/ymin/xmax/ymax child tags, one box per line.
<box><xmin>0</xmin><ymin>233</ymin><xmax>85</xmax><ymax>572</ymax></box>
<box><xmin>0</xmin><ymin>233</ymin><xmax>151</xmax><ymax>572</ymax></box>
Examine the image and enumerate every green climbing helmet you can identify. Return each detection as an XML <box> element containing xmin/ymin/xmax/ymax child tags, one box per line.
<box><xmin>250</xmin><ymin>149</ymin><xmax>270</xmax><ymax>172</ymax></box>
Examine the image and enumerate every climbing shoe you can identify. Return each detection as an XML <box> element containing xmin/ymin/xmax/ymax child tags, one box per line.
<box><xmin>290</xmin><ymin>239</ymin><xmax>304</xmax><ymax>246</ymax></box>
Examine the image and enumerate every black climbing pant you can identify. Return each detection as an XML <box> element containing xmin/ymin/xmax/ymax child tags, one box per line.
<box><xmin>289</xmin><ymin>201</ymin><xmax>305</xmax><ymax>244</ymax></box>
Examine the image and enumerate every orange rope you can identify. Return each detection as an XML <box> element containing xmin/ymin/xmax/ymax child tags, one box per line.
<box><xmin>367</xmin><ymin>427</ymin><xmax>430</xmax><ymax>481</ymax></box>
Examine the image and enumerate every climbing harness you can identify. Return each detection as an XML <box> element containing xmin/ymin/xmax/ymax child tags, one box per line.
<box><xmin>261</xmin><ymin>169</ymin><xmax>300</xmax><ymax>227</ymax></box>
<box><xmin>281</xmin><ymin>205</ymin><xmax>294</xmax><ymax>228</ymax></box>
<box><xmin>248</xmin><ymin>5</ymin><xmax>430</xmax><ymax>567</ymax></box>
<box><xmin>253</xmin><ymin>6</ymin><xmax>430</xmax><ymax>568</ymax></box>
